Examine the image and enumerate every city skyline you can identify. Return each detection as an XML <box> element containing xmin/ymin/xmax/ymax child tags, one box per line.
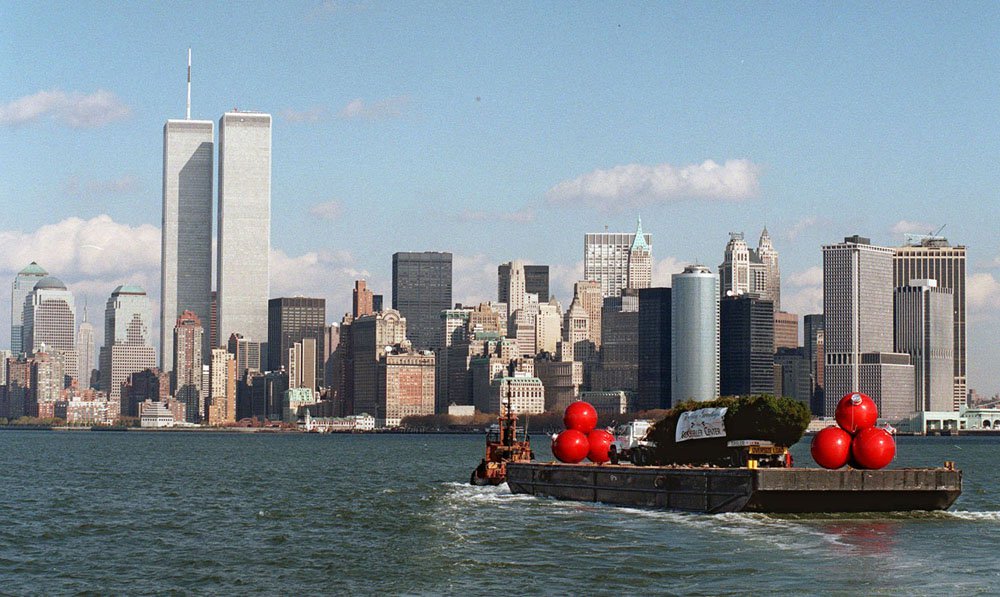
<box><xmin>3</xmin><ymin>4</ymin><xmax>1000</xmax><ymax>394</ymax></box>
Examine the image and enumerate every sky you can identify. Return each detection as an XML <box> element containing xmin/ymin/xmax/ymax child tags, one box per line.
<box><xmin>2</xmin><ymin>2</ymin><xmax>1000</xmax><ymax>393</ymax></box>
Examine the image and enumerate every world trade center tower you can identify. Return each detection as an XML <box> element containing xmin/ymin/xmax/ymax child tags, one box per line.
<box><xmin>160</xmin><ymin>118</ymin><xmax>213</xmax><ymax>372</ymax></box>
<box><xmin>217</xmin><ymin>111</ymin><xmax>271</xmax><ymax>361</ymax></box>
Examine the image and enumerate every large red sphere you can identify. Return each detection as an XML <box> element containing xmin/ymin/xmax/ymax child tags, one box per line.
<box><xmin>587</xmin><ymin>429</ymin><xmax>615</xmax><ymax>463</ymax></box>
<box><xmin>835</xmin><ymin>392</ymin><xmax>879</xmax><ymax>434</ymax></box>
<box><xmin>851</xmin><ymin>427</ymin><xmax>896</xmax><ymax>470</ymax></box>
<box><xmin>564</xmin><ymin>401</ymin><xmax>598</xmax><ymax>434</ymax></box>
<box><xmin>552</xmin><ymin>429</ymin><xmax>590</xmax><ymax>463</ymax></box>
<box><xmin>810</xmin><ymin>426</ymin><xmax>852</xmax><ymax>469</ymax></box>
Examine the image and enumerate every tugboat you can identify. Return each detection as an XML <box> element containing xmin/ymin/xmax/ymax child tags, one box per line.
<box><xmin>469</xmin><ymin>402</ymin><xmax>533</xmax><ymax>486</ymax></box>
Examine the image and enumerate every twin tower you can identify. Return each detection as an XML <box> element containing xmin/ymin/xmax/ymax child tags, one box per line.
<box><xmin>161</xmin><ymin>111</ymin><xmax>272</xmax><ymax>371</ymax></box>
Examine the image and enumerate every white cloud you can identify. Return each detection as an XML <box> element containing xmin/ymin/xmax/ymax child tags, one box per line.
<box><xmin>548</xmin><ymin>260</ymin><xmax>585</xmax><ymax>304</ymax></box>
<box><xmin>652</xmin><ymin>257</ymin><xmax>686</xmax><ymax>287</ymax></box>
<box><xmin>968</xmin><ymin>273</ymin><xmax>1000</xmax><ymax>312</ymax></box>
<box><xmin>308</xmin><ymin>200</ymin><xmax>343</xmax><ymax>220</ymax></box>
<box><xmin>269</xmin><ymin>248</ymin><xmax>371</xmax><ymax>322</ymax></box>
<box><xmin>457</xmin><ymin>207</ymin><xmax>535</xmax><ymax>224</ymax></box>
<box><xmin>0</xmin><ymin>89</ymin><xmax>131</xmax><ymax>128</ymax></box>
<box><xmin>451</xmin><ymin>253</ymin><xmax>499</xmax><ymax>307</ymax></box>
<box><xmin>546</xmin><ymin>159</ymin><xmax>761</xmax><ymax>211</ymax></box>
<box><xmin>339</xmin><ymin>96</ymin><xmax>409</xmax><ymax>120</ymax></box>
<box><xmin>281</xmin><ymin>106</ymin><xmax>326</xmax><ymax>123</ymax></box>
<box><xmin>784</xmin><ymin>216</ymin><xmax>827</xmax><ymax>242</ymax></box>
<box><xmin>781</xmin><ymin>266</ymin><xmax>824</xmax><ymax>316</ymax></box>
<box><xmin>890</xmin><ymin>220</ymin><xmax>937</xmax><ymax>236</ymax></box>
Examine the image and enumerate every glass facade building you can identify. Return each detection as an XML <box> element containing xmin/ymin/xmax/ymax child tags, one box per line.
<box><xmin>671</xmin><ymin>266</ymin><xmax>719</xmax><ymax>404</ymax></box>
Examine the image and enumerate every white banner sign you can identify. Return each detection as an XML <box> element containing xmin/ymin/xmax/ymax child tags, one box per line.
<box><xmin>675</xmin><ymin>407</ymin><xmax>728</xmax><ymax>443</ymax></box>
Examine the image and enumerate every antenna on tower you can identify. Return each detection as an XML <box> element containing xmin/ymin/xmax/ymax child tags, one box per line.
<box><xmin>186</xmin><ymin>48</ymin><xmax>192</xmax><ymax>119</ymax></box>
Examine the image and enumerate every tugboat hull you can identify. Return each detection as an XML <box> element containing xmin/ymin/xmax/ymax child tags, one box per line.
<box><xmin>505</xmin><ymin>463</ymin><xmax>961</xmax><ymax>514</ymax></box>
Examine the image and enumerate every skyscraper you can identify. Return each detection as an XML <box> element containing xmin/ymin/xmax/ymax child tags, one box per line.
<box><xmin>99</xmin><ymin>285</ymin><xmax>156</xmax><ymax>416</ymax></box>
<box><xmin>637</xmin><ymin>287</ymin><xmax>671</xmax><ymax>411</ymax></box>
<box><xmin>671</xmin><ymin>265</ymin><xmax>719</xmax><ymax>404</ymax></box>
<box><xmin>392</xmin><ymin>252</ymin><xmax>452</xmax><ymax>351</ymax></box>
<box><xmin>22</xmin><ymin>276</ymin><xmax>77</xmax><ymax>383</ymax></box>
<box><xmin>353</xmin><ymin>280</ymin><xmax>374</xmax><ymax>318</ymax></box>
<box><xmin>498</xmin><ymin>260</ymin><xmax>527</xmax><ymax>322</ymax></box>
<box><xmin>174</xmin><ymin>310</ymin><xmax>204</xmax><ymax>423</ymax></box>
<box><xmin>823</xmin><ymin>235</ymin><xmax>915</xmax><ymax>420</ymax></box>
<box><xmin>10</xmin><ymin>262</ymin><xmax>48</xmax><ymax>356</ymax></box>
<box><xmin>893</xmin><ymin>237</ymin><xmax>967</xmax><ymax>410</ymax></box>
<box><xmin>592</xmin><ymin>291</ymin><xmax>640</xmax><ymax>393</ymax></box>
<box><xmin>719</xmin><ymin>229</ymin><xmax>781</xmax><ymax>309</ymax></box>
<box><xmin>267</xmin><ymin>297</ymin><xmax>326</xmax><ymax>388</ymax></box>
<box><xmin>499</xmin><ymin>262</ymin><xmax>550</xmax><ymax>305</ymax></box>
<box><xmin>160</xmin><ymin>113</ymin><xmax>213</xmax><ymax>372</ymax></box>
<box><xmin>895</xmin><ymin>279</ymin><xmax>954</xmax><ymax>412</ymax></box>
<box><xmin>584</xmin><ymin>218</ymin><xmax>652</xmax><ymax>298</ymax></box>
<box><xmin>77</xmin><ymin>306</ymin><xmax>95</xmax><ymax>389</ymax></box>
<box><xmin>720</xmin><ymin>295</ymin><xmax>775</xmax><ymax>396</ymax></box>
<box><xmin>217</xmin><ymin>111</ymin><xmax>271</xmax><ymax>359</ymax></box>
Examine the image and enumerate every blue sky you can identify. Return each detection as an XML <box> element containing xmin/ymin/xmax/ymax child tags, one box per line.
<box><xmin>3</xmin><ymin>2</ymin><xmax>1000</xmax><ymax>393</ymax></box>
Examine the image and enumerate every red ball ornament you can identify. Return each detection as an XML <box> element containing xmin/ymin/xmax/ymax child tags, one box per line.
<box><xmin>587</xmin><ymin>429</ymin><xmax>615</xmax><ymax>463</ymax></box>
<box><xmin>810</xmin><ymin>426</ymin><xmax>853</xmax><ymax>469</ymax></box>
<box><xmin>851</xmin><ymin>427</ymin><xmax>896</xmax><ymax>470</ymax></box>
<box><xmin>835</xmin><ymin>392</ymin><xmax>879</xmax><ymax>434</ymax></box>
<box><xmin>552</xmin><ymin>429</ymin><xmax>590</xmax><ymax>463</ymax></box>
<box><xmin>564</xmin><ymin>401</ymin><xmax>598</xmax><ymax>434</ymax></box>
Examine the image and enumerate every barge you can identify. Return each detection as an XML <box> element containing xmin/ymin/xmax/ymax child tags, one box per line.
<box><xmin>505</xmin><ymin>462</ymin><xmax>962</xmax><ymax>514</ymax></box>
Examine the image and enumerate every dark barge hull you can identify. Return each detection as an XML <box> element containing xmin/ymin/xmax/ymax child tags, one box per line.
<box><xmin>505</xmin><ymin>463</ymin><xmax>961</xmax><ymax>514</ymax></box>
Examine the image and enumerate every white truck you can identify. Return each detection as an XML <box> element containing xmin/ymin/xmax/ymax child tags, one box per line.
<box><xmin>608</xmin><ymin>419</ymin><xmax>655</xmax><ymax>465</ymax></box>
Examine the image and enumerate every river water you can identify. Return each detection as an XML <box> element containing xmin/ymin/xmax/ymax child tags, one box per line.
<box><xmin>0</xmin><ymin>431</ymin><xmax>997</xmax><ymax>595</ymax></box>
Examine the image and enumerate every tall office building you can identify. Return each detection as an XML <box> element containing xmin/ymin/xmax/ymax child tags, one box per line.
<box><xmin>267</xmin><ymin>297</ymin><xmax>326</xmax><ymax>387</ymax></box>
<box><xmin>895</xmin><ymin>280</ymin><xmax>954</xmax><ymax>412</ymax></box>
<box><xmin>500</xmin><ymin>263</ymin><xmax>549</xmax><ymax>304</ymax></box>
<box><xmin>352</xmin><ymin>309</ymin><xmax>407</xmax><ymax>420</ymax></box>
<box><xmin>637</xmin><ymin>288</ymin><xmax>671</xmax><ymax>411</ymax></box>
<box><xmin>572</xmin><ymin>279</ymin><xmax>604</xmax><ymax>349</ymax></box>
<box><xmin>720</xmin><ymin>295</ymin><xmax>775</xmax><ymax>396</ymax></box>
<box><xmin>803</xmin><ymin>313</ymin><xmax>825</xmax><ymax>412</ymax></box>
<box><xmin>498</xmin><ymin>260</ymin><xmax>527</xmax><ymax>322</ymax></box>
<box><xmin>11</xmin><ymin>262</ymin><xmax>48</xmax><ymax>355</ymax></box>
<box><xmin>719</xmin><ymin>229</ymin><xmax>781</xmax><ymax>309</ymax></box>
<box><xmin>824</xmin><ymin>235</ymin><xmax>914</xmax><ymax>420</ymax></box>
<box><xmin>671</xmin><ymin>266</ymin><xmax>719</xmax><ymax>404</ymax></box>
<box><xmin>893</xmin><ymin>237</ymin><xmax>967</xmax><ymax>410</ymax></box>
<box><xmin>392</xmin><ymin>252</ymin><xmax>452</xmax><ymax>351</ymax></box>
<box><xmin>174</xmin><ymin>310</ymin><xmax>204</xmax><ymax>423</ymax></box>
<box><xmin>77</xmin><ymin>306</ymin><xmax>95</xmax><ymax>389</ymax></box>
<box><xmin>160</xmin><ymin>109</ymin><xmax>213</xmax><ymax>372</ymax></box>
<box><xmin>22</xmin><ymin>276</ymin><xmax>77</xmax><ymax>383</ymax></box>
<box><xmin>353</xmin><ymin>280</ymin><xmax>374</xmax><ymax>318</ymax></box>
<box><xmin>217</xmin><ymin>111</ymin><xmax>271</xmax><ymax>359</ymax></box>
<box><xmin>592</xmin><ymin>291</ymin><xmax>640</xmax><ymax>393</ymax></box>
<box><xmin>584</xmin><ymin>218</ymin><xmax>652</xmax><ymax>298</ymax></box>
<box><xmin>99</xmin><ymin>285</ymin><xmax>156</xmax><ymax>415</ymax></box>
<box><xmin>228</xmin><ymin>333</ymin><xmax>262</xmax><ymax>381</ymax></box>
<box><xmin>773</xmin><ymin>311</ymin><xmax>799</xmax><ymax>351</ymax></box>
<box><xmin>207</xmin><ymin>348</ymin><xmax>237</xmax><ymax>424</ymax></box>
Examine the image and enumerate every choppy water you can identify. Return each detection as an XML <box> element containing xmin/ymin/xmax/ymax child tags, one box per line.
<box><xmin>1</xmin><ymin>431</ymin><xmax>998</xmax><ymax>595</ymax></box>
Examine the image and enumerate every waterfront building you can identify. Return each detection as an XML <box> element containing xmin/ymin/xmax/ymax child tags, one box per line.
<box><xmin>720</xmin><ymin>295</ymin><xmax>775</xmax><ymax>396</ymax></box>
<box><xmin>227</xmin><ymin>332</ymin><xmax>261</xmax><ymax>380</ymax></box>
<box><xmin>65</xmin><ymin>395</ymin><xmax>117</xmax><ymax>426</ymax></box>
<box><xmin>217</xmin><ymin>111</ymin><xmax>271</xmax><ymax>359</ymax></box>
<box><xmin>3</xmin><ymin>356</ymin><xmax>31</xmax><ymax>418</ymax></box>
<box><xmin>139</xmin><ymin>399</ymin><xmax>179</xmax><ymax>428</ymax></box>
<box><xmin>353</xmin><ymin>280</ymin><xmax>374</xmax><ymax>318</ymax></box>
<box><xmin>77</xmin><ymin>307</ymin><xmax>95</xmax><ymax>389</ymax></box>
<box><xmin>392</xmin><ymin>252</ymin><xmax>452</xmax><ymax>351</ymax></box>
<box><xmin>671</xmin><ymin>266</ymin><xmax>719</xmax><ymax>404</ymax></box>
<box><xmin>173</xmin><ymin>311</ymin><xmax>204</xmax><ymax>423</ymax></box>
<box><xmin>895</xmin><ymin>279</ymin><xmax>954</xmax><ymax>412</ymax></box>
<box><xmin>29</xmin><ymin>351</ymin><xmax>64</xmax><ymax>417</ymax></box>
<box><xmin>99</xmin><ymin>285</ymin><xmax>156</xmax><ymax>418</ymax></box>
<box><xmin>803</xmin><ymin>314</ymin><xmax>825</xmax><ymax>411</ymax></box>
<box><xmin>160</xmin><ymin>115</ymin><xmax>213</xmax><ymax>372</ymax></box>
<box><xmin>893</xmin><ymin>236</ymin><xmax>967</xmax><ymax>410</ymax></box>
<box><xmin>774</xmin><ymin>347</ymin><xmax>811</xmax><ymax>405</ymax></box>
<box><xmin>121</xmin><ymin>368</ymin><xmax>170</xmax><ymax>418</ymax></box>
<box><xmin>323</xmin><ymin>323</ymin><xmax>340</xmax><ymax>388</ymax></box>
<box><xmin>593</xmin><ymin>291</ymin><xmax>639</xmax><ymax>393</ymax></box>
<box><xmin>535</xmin><ymin>355</ymin><xmax>583</xmax><ymax>412</ymax></box>
<box><xmin>22</xmin><ymin>276</ymin><xmax>77</xmax><ymax>384</ymax></box>
<box><xmin>823</xmin><ymin>235</ymin><xmax>915</xmax><ymax>418</ymax></box>
<box><xmin>580</xmin><ymin>390</ymin><xmax>631</xmax><ymax>415</ymax></box>
<box><xmin>637</xmin><ymin>287</ymin><xmax>671</xmax><ymax>411</ymax></box>
<box><xmin>719</xmin><ymin>229</ymin><xmax>781</xmax><ymax>309</ymax></box>
<box><xmin>482</xmin><ymin>376</ymin><xmax>545</xmax><ymax>415</ymax></box>
<box><xmin>499</xmin><ymin>262</ymin><xmax>549</xmax><ymax>303</ymax></box>
<box><xmin>351</xmin><ymin>310</ymin><xmax>408</xmax><ymax>419</ymax></box>
<box><xmin>379</xmin><ymin>348</ymin><xmax>435</xmax><ymax>427</ymax></box>
<box><xmin>773</xmin><ymin>311</ymin><xmax>799</xmax><ymax>351</ymax></box>
<box><xmin>207</xmin><ymin>348</ymin><xmax>236</xmax><ymax>424</ymax></box>
<box><xmin>267</xmin><ymin>297</ymin><xmax>326</xmax><ymax>388</ymax></box>
<box><xmin>10</xmin><ymin>262</ymin><xmax>48</xmax><ymax>356</ymax></box>
<box><xmin>584</xmin><ymin>218</ymin><xmax>652</xmax><ymax>298</ymax></box>
<box><xmin>437</xmin><ymin>307</ymin><xmax>472</xmax><ymax>412</ymax></box>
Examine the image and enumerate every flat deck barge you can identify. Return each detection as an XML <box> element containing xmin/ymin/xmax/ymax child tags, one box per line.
<box><xmin>506</xmin><ymin>462</ymin><xmax>961</xmax><ymax>514</ymax></box>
